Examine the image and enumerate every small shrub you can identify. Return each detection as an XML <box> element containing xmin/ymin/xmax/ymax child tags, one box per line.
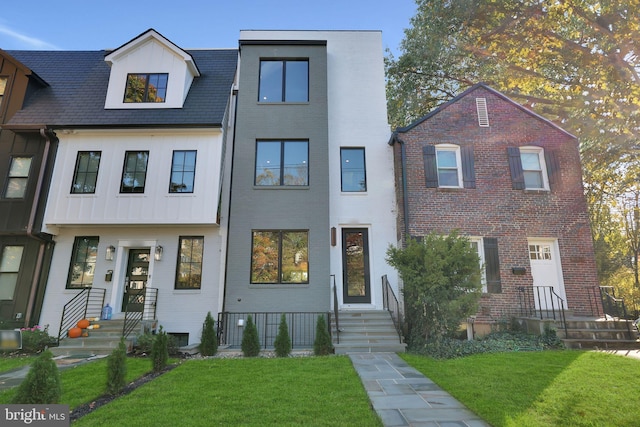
<box><xmin>274</xmin><ymin>314</ymin><xmax>291</xmax><ymax>357</ymax></box>
<box><xmin>105</xmin><ymin>338</ymin><xmax>128</xmax><ymax>395</ymax></box>
<box><xmin>134</xmin><ymin>331</ymin><xmax>178</xmax><ymax>356</ymax></box>
<box><xmin>199</xmin><ymin>311</ymin><xmax>218</xmax><ymax>356</ymax></box>
<box><xmin>151</xmin><ymin>326</ymin><xmax>169</xmax><ymax>372</ymax></box>
<box><xmin>313</xmin><ymin>315</ymin><xmax>333</xmax><ymax>356</ymax></box>
<box><xmin>241</xmin><ymin>315</ymin><xmax>260</xmax><ymax>357</ymax></box>
<box><xmin>11</xmin><ymin>349</ymin><xmax>61</xmax><ymax>404</ymax></box>
<box><xmin>20</xmin><ymin>325</ymin><xmax>56</xmax><ymax>354</ymax></box>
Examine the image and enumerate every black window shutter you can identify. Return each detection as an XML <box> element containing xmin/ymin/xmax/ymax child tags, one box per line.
<box><xmin>461</xmin><ymin>145</ymin><xmax>476</xmax><ymax>189</ymax></box>
<box><xmin>422</xmin><ymin>145</ymin><xmax>438</xmax><ymax>188</ymax></box>
<box><xmin>484</xmin><ymin>237</ymin><xmax>502</xmax><ymax>293</ymax></box>
<box><xmin>507</xmin><ymin>147</ymin><xmax>525</xmax><ymax>190</ymax></box>
<box><xmin>544</xmin><ymin>149</ymin><xmax>560</xmax><ymax>189</ymax></box>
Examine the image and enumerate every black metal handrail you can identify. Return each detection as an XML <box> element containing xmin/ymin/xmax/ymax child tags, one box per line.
<box><xmin>331</xmin><ymin>274</ymin><xmax>340</xmax><ymax>344</ymax></box>
<box><xmin>123</xmin><ymin>288</ymin><xmax>158</xmax><ymax>338</ymax></box>
<box><xmin>216</xmin><ymin>312</ymin><xmax>329</xmax><ymax>349</ymax></box>
<box><xmin>57</xmin><ymin>288</ymin><xmax>106</xmax><ymax>343</ymax></box>
<box><xmin>382</xmin><ymin>274</ymin><xmax>404</xmax><ymax>342</ymax></box>
<box><xmin>598</xmin><ymin>286</ymin><xmax>633</xmax><ymax>339</ymax></box>
<box><xmin>517</xmin><ymin>285</ymin><xmax>567</xmax><ymax>336</ymax></box>
<box><xmin>587</xmin><ymin>286</ymin><xmax>605</xmax><ymax>317</ymax></box>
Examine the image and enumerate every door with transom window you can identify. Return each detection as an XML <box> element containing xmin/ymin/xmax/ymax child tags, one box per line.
<box><xmin>342</xmin><ymin>229</ymin><xmax>371</xmax><ymax>304</ymax></box>
<box><xmin>528</xmin><ymin>240</ymin><xmax>566</xmax><ymax>310</ymax></box>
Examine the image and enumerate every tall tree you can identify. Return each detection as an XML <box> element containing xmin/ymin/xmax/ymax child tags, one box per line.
<box><xmin>387</xmin><ymin>0</ymin><xmax>640</xmax><ymax>290</ymax></box>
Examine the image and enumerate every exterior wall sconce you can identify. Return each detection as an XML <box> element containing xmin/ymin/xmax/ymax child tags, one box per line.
<box><xmin>237</xmin><ymin>318</ymin><xmax>244</xmax><ymax>327</ymax></box>
<box><xmin>155</xmin><ymin>245</ymin><xmax>163</xmax><ymax>261</ymax></box>
<box><xmin>105</xmin><ymin>245</ymin><xmax>115</xmax><ymax>261</ymax></box>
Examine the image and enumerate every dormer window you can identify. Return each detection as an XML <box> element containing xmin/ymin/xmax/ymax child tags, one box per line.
<box><xmin>124</xmin><ymin>73</ymin><xmax>168</xmax><ymax>103</ymax></box>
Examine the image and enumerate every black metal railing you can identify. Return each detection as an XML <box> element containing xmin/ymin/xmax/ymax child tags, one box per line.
<box><xmin>382</xmin><ymin>274</ymin><xmax>404</xmax><ymax>342</ymax></box>
<box><xmin>57</xmin><ymin>288</ymin><xmax>106</xmax><ymax>343</ymax></box>
<box><xmin>216</xmin><ymin>312</ymin><xmax>330</xmax><ymax>349</ymax></box>
<box><xmin>123</xmin><ymin>288</ymin><xmax>159</xmax><ymax>338</ymax></box>
<box><xmin>587</xmin><ymin>286</ymin><xmax>605</xmax><ymax>318</ymax></box>
<box><xmin>598</xmin><ymin>286</ymin><xmax>633</xmax><ymax>339</ymax></box>
<box><xmin>331</xmin><ymin>274</ymin><xmax>340</xmax><ymax>344</ymax></box>
<box><xmin>517</xmin><ymin>285</ymin><xmax>567</xmax><ymax>336</ymax></box>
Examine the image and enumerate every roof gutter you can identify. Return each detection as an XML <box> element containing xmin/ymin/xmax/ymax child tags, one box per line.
<box><xmin>389</xmin><ymin>132</ymin><xmax>411</xmax><ymax>241</ymax></box>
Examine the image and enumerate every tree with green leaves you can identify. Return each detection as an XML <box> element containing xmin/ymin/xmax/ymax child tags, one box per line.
<box><xmin>313</xmin><ymin>314</ymin><xmax>334</xmax><ymax>356</ymax></box>
<box><xmin>11</xmin><ymin>350</ymin><xmax>61</xmax><ymax>404</ymax></box>
<box><xmin>151</xmin><ymin>326</ymin><xmax>169</xmax><ymax>372</ymax></box>
<box><xmin>386</xmin><ymin>231</ymin><xmax>482</xmax><ymax>346</ymax></box>
<box><xmin>199</xmin><ymin>311</ymin><xmax>218</xmax><ymax>356</ymax></box>
<box><xmin>386</xmin><ymin>0</ymin><xmax>640</xmax><ymax>302</ymax></box>
<box><xmin>273</xmin><ymin>313</ymin><xmax>292</xmax><ymax>357</ymax></box>
<box><xmin>106</xmin><ymin>338</ymin><xmax>127</xmax><ymax>395</ymax></box>
<box><xmin>241</xmin><ymin>315</ymin><xmax>260</xmax><ymax>357</ymax></box>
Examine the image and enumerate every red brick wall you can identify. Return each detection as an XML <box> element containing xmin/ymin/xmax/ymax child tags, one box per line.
<box><xmin>392</xmin><ymin>86</ymin><xmax>599</xmax><ymax>322</ymax></box>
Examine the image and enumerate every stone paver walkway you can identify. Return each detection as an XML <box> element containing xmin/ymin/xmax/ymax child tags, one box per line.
<box><xmin>350</xmin><ymin>353</ymin><xmax>490</xmax><ymax>427</ymax></box>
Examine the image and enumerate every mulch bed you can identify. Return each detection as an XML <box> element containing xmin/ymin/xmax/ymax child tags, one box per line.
<box><xmin>69</xmin><ymin>364</ymin><xmax>178</xmax><ymax>422</ymax></box>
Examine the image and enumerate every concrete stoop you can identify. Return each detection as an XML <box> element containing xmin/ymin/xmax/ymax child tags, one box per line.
<box><xmin>50</xmin><ymin>319</ymin><xmax>133</xmax><ymax>357</ymax></box>
<box><xmin>331</xmin><ymin>310</ymin><xmax>406</xmax><ymax>354</ymax></box>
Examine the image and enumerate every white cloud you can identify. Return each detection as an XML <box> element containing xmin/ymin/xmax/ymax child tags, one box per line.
<box><xmin>0</xmin><ymin>25</ymin><xmax>60</xmax><ymax>50</ymax></box>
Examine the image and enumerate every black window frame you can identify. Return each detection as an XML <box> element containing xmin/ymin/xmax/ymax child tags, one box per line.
<box><xmin>66</xmin><ymin>236</ymin><xmax>99</xmax><ymax>289</ymax></box>
<box><xmin>254</xmin><ymin>140</ymin><xmax>309</xmax><ymax>186</ymax></box>
<box><xmin>123</xmin><ymin>73</ymin><xmax>168</xmax><ymax>103</ymax></box>
<box><xmin>340</xmin><ymin>147</ymin><xmax>367</xmax><ymax>192</ymax></box>
<box><xmin>71</xmin><ymin>151</ymin><xmax>101</xmax><ymax>194</ymax></box>
<box><xmin>0</xmin><ymin>244</ymin><xmax>24</xmax><ymax>300</ymax></box>
<box><xmin>258</xmin><ymin>59</ymin><xmax>309</xmax><ymax>103</ymax></box>
<box><xmin>3</xmin><ymin>156</ymin><xmax>33</xmax><ymax>199</ymax></box>
<box><xmin>250</xmin><ymin>230</ymin><xmax>309</xmax><ymax>284</ymax></box>
<box><xmin>169</xmin><ymin>150</ymin><xmax>197</xmax><ymax>193</ymax></box>
<box><xmin>175</xmin><ymin>236</ymin><xmax>204</xmax><ymax>289</ymax></box>
<box><xmin>120</xmin><ymin>151</ymin><xmax>149</xmax><ymax>193</ymax></box>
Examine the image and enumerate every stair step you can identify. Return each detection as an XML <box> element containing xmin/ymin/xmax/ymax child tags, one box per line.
<box><xmin>331</xmin><ymin>310</ymin><xmax>404</xmax><ymax>353</ymax></box>
<box><xmin>561</xmin><ymin>338</ymin><xmax>640</xmax><ymax>350</ymax></box>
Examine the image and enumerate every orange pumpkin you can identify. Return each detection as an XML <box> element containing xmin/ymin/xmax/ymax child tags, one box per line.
<box><xmin>68</xmin><ymin>327</ymin><xmax>82</xmax><ymax>338</ymax></box>
<box><xmin>77</xmin><ymin>319</ymin><xmax>90</xmax><ymax>329</ymax></box>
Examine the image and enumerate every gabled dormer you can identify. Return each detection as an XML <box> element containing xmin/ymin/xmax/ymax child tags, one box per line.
<box><xmin>104</xmin><ymin>29</ymin><xmax>200</xmax><ymax>110</ymax></box>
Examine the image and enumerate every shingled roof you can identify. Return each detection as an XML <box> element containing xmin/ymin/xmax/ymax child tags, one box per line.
<box><xmin>5</xmin><ymin>48</ymin><xmax>237</xmax><ymax>128</ymax></box>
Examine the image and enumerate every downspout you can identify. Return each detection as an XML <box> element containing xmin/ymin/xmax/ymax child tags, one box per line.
<box><xmin>24</xmin><ymin>128</ymin><xmax>56</xmax><ymax>327</ymax></box>
<box><xmin>390</xmin><ymin>133</ymin><xmax>411</xmax><ymax>242</ymax></box>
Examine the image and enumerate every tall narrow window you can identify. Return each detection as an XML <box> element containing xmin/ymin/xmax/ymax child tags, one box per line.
<box><xmin>520</xmin><ymin>148</ymin><xmax>546</xmax><ymax>189</ymax></box>
<box><xmin>3</xmin><ymin>156</ymin><xmax>32</xmax><ymax>199</ymax></box>
<box><xmin>259</xmin><ymin>60</ymin><xmax>308</xmax><ymax>102</ymax></box>
<box><xmin>71</xmin><ymin>151</ymin><xmax>101</xmax><ymax>194</ymax></box>
<box><xmin>255</xmin><ymin>141</ymin><xmax>308</xmax><ymax>186</ymax></box>
<box><xmin>67</xmin><ymin>237</ymin><xmax>99</xmax><ymax>289</ymax></box>
<box><xmin>340</xmin><ymin>148</ymin><xmax>367</xmax><ymax>192</ymax></box>
<box><xmin>120</xmin><ymin>151</ymin><xmax>149</xmax><ymax>193</ymax></box>
<box><xmin>176</xmin><ymin>236</ymin><xmax>204</xmax><ymax>289</ymax></box>
<box><xmin>436</xmin><ymin>145</ymin><xmax>462</xmax><ymax>187</ymax></box>
<box><xmin>0</xmin><ymin>246</ymin><xmax>23</xmax><ymax>300</ymax></box>
<box><xmin>124</xmin><ymin>73</ymin><xmax>168</xmax><ymax>103</ymax></box>
<box><xmin>0</xmin><ymin>77</ymin><xmax>7</xmax><ymax>111</ymax></box>
<box><xmin>251</xmin><ymin>230</ymin><xmax>308</xmax><ymax>284</ymax></box>
<box><xmin>169</xmin><ymin>151</ymin><xmax>196</xmax><ymax>193</ymax></box>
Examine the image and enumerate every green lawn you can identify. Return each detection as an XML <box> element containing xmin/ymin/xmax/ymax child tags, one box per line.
<box><xmin>74</xmin><ymin>356</ymin><xmax>382</xmax><ymax>427</ymax></box>
<box><xmin>401</xmin><ymin>350</ymin><xmax>640</xmax><ymax>427</ymax></box>
<box><xmin>0</xmin><ymin>355</ymin><xmax>34</xmax><ymax>373</ymax></box>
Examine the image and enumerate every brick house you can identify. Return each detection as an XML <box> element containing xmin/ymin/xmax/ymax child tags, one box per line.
<box><xmin>389</xmin><ymin>83</ymin><xmax>600</xmax><ymax>332</ymax></box>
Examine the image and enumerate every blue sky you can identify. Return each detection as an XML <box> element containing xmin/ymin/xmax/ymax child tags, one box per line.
<box><xmin>1</xmin><ymin>0</ymin><xmax>416</xmax><ymax>57</ymax></box>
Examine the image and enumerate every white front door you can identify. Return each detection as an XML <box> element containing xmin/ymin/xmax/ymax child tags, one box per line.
<box><xmin>528</xmin><ymin>239</ymin><xmax>566</xmax><ymax>310</ymax></box>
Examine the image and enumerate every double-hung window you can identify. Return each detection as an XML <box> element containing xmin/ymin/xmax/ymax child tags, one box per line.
<box><xmin>520</xmin><ymin>148</ymin><xmax>547</xmax><ymax>189</ymax></box>
<box><xmin>259</xmin><ymin>60</ymin><xmax>308</xmax><ymax>102</ymax></box>
<box><xmin>508</xmin><ymin>146</ymin><xmax>556</xmax><ymax>191</ymax></box>
<box><xmin>340</xmin><ymin>148</ymin><xmax>367</xmax><ymax>192</ymax></box>
<box><xmin>67</xmin><ymin>237</ymin><xmax>99</xmax><ymax>289</ymax></box>
<box><xmin>255</xmin><ymin>140</ymin><xmax>308</xmax><ymax>186</ymax></box>
<box><xmin>251</xmin><ymin>230</ymin><xmax>309</xmax><ymax>284</ymax></box>
<box><xmin>436</xmin><ymin>145</ymin><xmax>462</xmax><ymax>187</ymax></box>
<box><xmin>423</xmin><ymin>144</ymin><xmax>475</xmax><ymax>189</ymax></box>
<box><xmin>169</xmin><ymin>150</ymin><xmax>196</xmax><ymax>193</ymax></box>
<box><xmin>124</xmin><ymin>73</ymin><xmax>168</xmax><ymax>103</ymax></box>
<box><xmin>0</xmin><ymin>245</ymin><xmax>23</xmax><ymax>300</ymax></box>
<box><xmin>176</xmin><ymin>236</ymin><xmax>204</xmax><ymax>289</ymax></box>
<box><xmin>71</xmin><ymin>151</ymin><xmax>101</xmax><ymax>194</ymax></box>
<box><xmin>120</xmin><ymin>151</ymin><xmax>149</xmax><ymax>193</ymax></box>
<box><xmin>3</xmin><ymin>156</ymin><xmax>32</xmax><ymax>199</ymax></box>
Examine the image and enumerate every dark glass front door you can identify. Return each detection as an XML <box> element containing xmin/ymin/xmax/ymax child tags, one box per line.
<box><xmin>342</xmin><ymin>229</ymin><xmax>371</xmax><ymax>303</ymax></box>
<box><xmin>122</xmin><ymin>249</ymin><xmax>149</xmax><ymax>312</ymax></box>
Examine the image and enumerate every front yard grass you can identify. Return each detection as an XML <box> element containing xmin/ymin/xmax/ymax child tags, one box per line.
<box><xmin>402</xmin><ymin>350</ymin><xmax>640</xmax><ymax>427</ymax></box>
<box><xmin>0</xmin><ymin>355</ymin><xmax>35</xmax><ymax>373</ymax></box>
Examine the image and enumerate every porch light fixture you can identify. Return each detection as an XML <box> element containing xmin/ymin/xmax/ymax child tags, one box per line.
<box><xmin>237</xmin><ymin>318</ymin><xmax>245</xmax><ymax>327</ymax></box>
<box><xmin>155</xmin><ymin>245</ymin><xmax>163</xmax><ymax>261</ymax></box>
<box><xmin>105</xmin><ymin>245</ymin><xmax>115</xmax><ymax>261</ymax></box>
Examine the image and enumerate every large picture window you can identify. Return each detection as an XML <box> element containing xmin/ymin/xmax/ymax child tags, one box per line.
<box><xmin>176</xmin><ymin>236</ymin><xmax>204</xmax><ymax>289</ymax></box>
<box><xmin>251</xmin><ymin>230</ymin><xmax>308</xmax><ymax>284</ymax></box>
<box><xmin>255</xmin><ymin>140</ymin><xmax>308</xmax><ymax>186</ymax></box>
<box><xmin>340</xmin><ymin>148</ymin><xmax>367</xmax><ymax>192</ymax></box>
<box><xmin>169</xmin><ymin>150</ymin><xmax>196</xmax><ymax>193</ymax></box>
<box><xmin>3</xmin><ymin>156</ymin><xmax>32</xmax><ymax>199</ymax></box>
<box><xmin>259</xmin><ymin>60</ymin><xmax>308</xmax><ymax>102</ymax></box>
<box><xmin>71</xmin><ymin>151</ymin><xmax>101</xmax><ymax>194</ymax></box>
<box><xmin>67</xmin><ymin>237</ymin><xmax>99</xmax><ymax>289</ymax></box>
<box><xmin>124</xmin><ymin>73</ymin><xmax>168</xmax><ymax>103</ymax></box>
<box><xmin>0</xmin><ymin>245</ymin><xmax>23</xmax><ymax>300</ymax></box>
<box><xmin>121</xmin><ymin>151</ymin><xmax>149</xmax><ymax>193</ymax></box>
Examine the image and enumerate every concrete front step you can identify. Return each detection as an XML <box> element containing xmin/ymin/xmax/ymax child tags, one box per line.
<box><xmin>331</xmin><ymin>310</ymin><xmax>405</xmax><ymax>354</ymax></box>
<box><xmin>52</xmin><ymin>319</ymin><xmax>132</xmax><ymax>356</ymax></box>
<box><xmin>562</xmin><ymin>338</ymin><xmax>640</xmax><ymax>350</ymax></box>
